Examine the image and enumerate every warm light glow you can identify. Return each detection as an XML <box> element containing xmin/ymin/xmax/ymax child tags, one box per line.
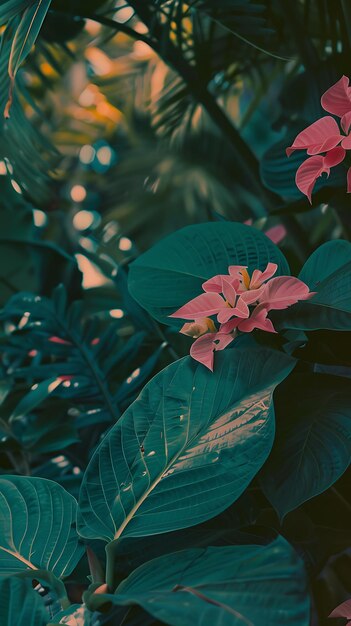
<box><xmin>75</xmin><ymin>254</ymin><xmax>108</xmax><ymax>288</ymax></box>
<box><xmin>84</xmin><ymin>19</ymin><xmax>101</xmax><ymax>36</ymax></box>
<box><xmin>73</xmin><ymin>210</ymin><xmax>94</xmax><ymax>230</ymax></box>
<box><xmin>79</xmin><ymin>144</ymin><xmax>95</xmax><ymax>164</ymax></box>
<box><xmin>85</xmin><ymin>47</ymin><xmax>113</xmax><ymax>76</ymax></box>
<box><xmin>0</xmin><ymin>161</ymin><xmax>6</xmax><ymax>175</ymax></box>
<box><xmin>96</xmin><ymin>145</ymin><xmax>113</xmax><ymax>166</ymax></box>
<box><xmin>119</xmin><ymin>237</ymin><xmax>132</xmax><ymax>251</ymax></box>
<box><xmin>115</xmin><ymin>6</ymin><xmax>134</xmax><ymax>23</ymax></box>
<box><xmin>71</xmin><ymin>185</ymin><xmax>87</xmax><ymax>202</ymax></box>
<box><xmin>11</xmin><ymin>179</ymin><xmax>22</xmax><ymax>194</ymax></box>
<box><xmin>110</xmin><ymin>308</ymin><xmax>124</xmax><ymax>319</ymax></box>
<box><xmin>133</xmin><ymin>41</ymin><xmax>153</xmax><ymax>59</ymax></box>
<box><xmin>79</xmin><ymin>85</ymin><xmax>98</xmax><ymax>107</ymax></box>
<box><xmin>33</xmin><ymin>209</ymin><xmax>48</xmax><ymax>228</ymax></box>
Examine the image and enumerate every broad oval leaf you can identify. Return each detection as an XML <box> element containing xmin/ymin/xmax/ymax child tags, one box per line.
<box><xmin>90</xmin><ymin>536</ymin><xmax>310</xmax><ymax>626</ymax></box>
<box><xmin>260</xmin><ymin>373</ymin><xmax>351</xmax><ymax>519</ymax></box>
<box><xmin>78</xmin><ymin>348</ymin><xmax>295</xmax><ymax>542</ymax></box>
<box><xmin>273</xmin><ymin>260</ymin><xmax>351</xmax><ymax>331</ymax></box>
<box><xmin>298</xmin><ymin>239</ymin><xmax>351</xmax><ymax>288</ymax></box>
<box><xmin>0</xmin><ymin>576</ymin><xmax>48</xmax><ymax>626</ymax></box>
<box><xmin>0</xmin><ymin>475</ymin><xmax>83</xmax><ymax>577</ymax></box>
<box><xmin>128</xmin><ymin>222</ymin><xmax>290</xmax><ymax>326</ymax></box>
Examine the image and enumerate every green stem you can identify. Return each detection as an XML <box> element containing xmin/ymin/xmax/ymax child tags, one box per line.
<box><xmin>105</xmin><ymin>541</ymin><xmax>117</xmax><ymax>590</ymax></box>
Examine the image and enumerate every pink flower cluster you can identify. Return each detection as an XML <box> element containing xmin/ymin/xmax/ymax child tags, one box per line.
<box><xmin>287</xmin><ymin>75</ymin><xmax>351</xmax><ymax>202</ymax></box>
<box><xmin>170</xmin><ymin>263</ymin><xmax>314</xmax><ymax>371</ymax></box>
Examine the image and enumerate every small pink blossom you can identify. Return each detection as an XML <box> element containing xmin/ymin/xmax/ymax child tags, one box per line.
<box><xmin>329</xmin><ymin>598</ymin><xmax>351</xmax><ymax>626</ymax></box>
<box><xmin>286</xmin><ymin>75</ymin><xmax>351</xmax><ymax>202</ymax></box>
<box><xmin>170</xmin><ymin>264</ymin><xmax>314</xmax><ymax>371</ymax></box>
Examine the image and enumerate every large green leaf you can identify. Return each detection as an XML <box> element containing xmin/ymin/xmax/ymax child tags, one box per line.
<box><xmin>260</xmin><ymin>373</ymin><xmax>351</xmax><ymax>519</ymax></box>
<box><xmin>128</xmin><ymin>222</ymin><xmax>290</xmax><ymax>325</ymax></box>
<box><xmin>78</xmin><ymin>348</ymin><xmax>295</xmax><ymax>542</ymax></box>
<box><xmin>89</xmin><ymin>536</ymin><xmax>310</xmax><ymax>626</ymax></box>
<box><xmin>298</xmin><ymin>239</ymin><xmax>351</xmax><ymax>288</ymax></box>
<box><xmin>273</xmin><ymin>260</ymin><xmax>351</xmax><ymax>331</ymax></box>
<box><xmin>0</xmin><ymin>576</ymin><xmax>48</xmax><ymax>626</ymax></box>
<box><xmin>0</xmin><ymin>475</ymin><xmax>83</xmax><ymax>577</ymax></box>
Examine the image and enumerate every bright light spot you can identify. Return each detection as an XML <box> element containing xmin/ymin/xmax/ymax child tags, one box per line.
<box><xmin>79</xmin><ymin>144</ymin><xmax>95</xmax><ymax>164</ymax></box>
<box><xmin>103</xmin><ymin>221</ymin><xmax>119</xmax><ymax>243</ymax></box>
<box><xmin>11</xmin><ymin>179</ymin><xmax>22</xmax><ymax>194</ymax></box>
<box><xmin>126</xmin><ymin>367</ymin><xmax>140</xmax><ymax>384</ymax></box>
<box><xmin>5</xmin><ymin>159</ymin><xmax>13</xmax><ymax>174</ymax></box>
<box><xmin>48</xmin><ymin>379</ymin><xmax>62</xmax><ymax>393</ymax></box>
<box><xmin>96</xmin><ymin>145</ymin><xmax>112</xmax><ymax>166</ymax></box>
<box><xmin>79</xmin><ymin>237</ymin><xmax>96</xmax><ymax>251</ymax></box>
<box><xmin>75</xmin><ymin>253</ymin><xmax>108</xmax><ymax>288</ymax></box>
<box><xmin>119</xmin><ymin>237</ymin><xmax>132</xmax><ymax>251</ymax></box>
<box><xmin>86</xmin><ymin>47</ymin><xmax>113</xmax><ymax>76</ymax></box>
<box><xmin>79</xmin><ymin>85</ymin><xmax>98</xmax><ymax>107</ymax></box>
<box><xmin>134</xmin><ymin>21</ymin><xmax>149</xmax><ymax>34</ymax></box>
<box><xmin>110</xmin><ymin>308</ymin><xmax>124</xmax><ymax>319</ymax></box>
<box><xmin>73</xmin><ymin>210</ymin><xmax>94</xmax><ymax>230</ymax></box>
<box><xmin>133</xmin><ymin>41</ymin><xmax>153</xmax><ymax>59</ymax></box>
<box><xmin>0</xmin><ymin>161</ymin><xmax>6</xmax><ymax>175</ymax></box>
<box><xmin>85</xmin><ymin>19</ymin><xmax>101</xmax><ymax>36</ymax></box>
<box><xmin>62</xmin><ymin>380</ymin><xmax>71</xmax><ymax>388</ymax></box>
<box><xmin>31</xmin><ymin>384</ymin><xmax>39</xmax><ymax>391</ymax></box>
<box><xmin>115</xmin><ymin>6</ymin><xmax>134</xmax><ymax>22</ymax></box>
<box><xmin>71</xmin><ymin>185</ymin><xmax>87</xmax><ymax>202</ymax></box>
<box><xmin>73</xmin><ymin>466</ymin><xmax>81</xmax><ymax>475</ymax></box>
<box><xmin>33</xmin><ymin>209</ymin><xmax>48</xmax><ymax>228</ymax></box>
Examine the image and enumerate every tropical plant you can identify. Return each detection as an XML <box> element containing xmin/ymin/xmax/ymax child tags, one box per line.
<box><xmin>0</xmin><ymin>2</ymin><xmax>350</xmax><ymax>626</ymax></box>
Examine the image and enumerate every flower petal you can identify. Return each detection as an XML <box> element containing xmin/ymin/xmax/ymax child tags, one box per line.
<box><xmin>323</xmin><ymin>145</ymin><xmax>346</xmax><ymax>166</ymax></box>
<box><xmin>190</xmin><ymin>332</ymin><xmax>234</xmax><ymax>371</ymax></box>
<box><xmin>321</xmin><ymin>75</ymin><xmax>351</xmax><ymax>117</ymax></box>
<box><xmin>238</xmin><ymin>306</ymin><xmax>277</xmax><ymax>333</ymax></box>
<box><xmin>341</xmin><ymin>110</ymin><xmax>351</xmax><ymax>134</ymax></box>
<box><xmin>265</xmin><ymin>224</ymin><xmax>287</xmax><ymax>244</ymax></box>
<box><xmin>250</xmin><ymin>262</ymin><xmax>278</xmax><ymax>289</ymax></box>
<box><xmin>169</xmin><ymin>292</ymin><xmax>226</xmax><ymax>320</ymax></box>
<box><xmin>348</xmin><ymin>166</ymin><xmax>351</xmax><ymax>193</ymax></box>
<box><xmin>329</xmin><ymin>599</ymin><xmax>351</xmax><ymax>619</ymax></box>
<box><xmin>202</xmin><ymin>275</ymin><xmax>239</xmax><ymax>305</ymax></box>
<box><xmin>217</xmin><ymin>297</ymin><xmax>250</xmax><ymax>323</ymax></box>
<box><xmin>341</xmin><ymin>133</ymin><xmax>351</xmax><ymax>149</ymax></box>
<box><xmin>257</xmin><ymin>276</ymin><xmax>314</xmax><ymax>311</ymax></box>
<box><xmin>180</xmin><ymin>318</ymin><xmax>216</xmax><ymax>338</ymax></box>
<box><xmin>286</xmin><ymin>117</ymin><xmax>342</xmax><ymax>156</ymax></box>
<box><xmin>295</xmin><ymin>155</ymin><xmax>328</xmax><ymax>203</ymax></box>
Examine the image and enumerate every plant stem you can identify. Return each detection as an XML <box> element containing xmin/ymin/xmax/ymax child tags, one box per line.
<box><xmin>105</xmin><ymin>541</ymin><xmax>117</xmax><ymax>590</ymax></box>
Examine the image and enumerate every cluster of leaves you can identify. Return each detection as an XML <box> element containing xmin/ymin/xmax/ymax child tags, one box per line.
<box><xmin>0</xmin><ymin>1</ymin><xmax>350</xmax><ymax>626</ymax></box>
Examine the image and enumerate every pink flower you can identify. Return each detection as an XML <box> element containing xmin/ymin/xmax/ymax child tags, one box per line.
<box><xmin>170</xmin><ymin>264</ymin><xmax>314</xmax><ymax>371</ymax></box>
<box><xmin>329</xmin><ymin>598</ymin><xmax>351</xmax><ymax>626</ymax></box>
<box><xmin>286</xmin><ymin>75</ymin><xmax>351</xmax><ymax>202</ymax></box>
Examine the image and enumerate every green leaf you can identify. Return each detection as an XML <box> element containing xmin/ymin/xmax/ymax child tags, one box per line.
<box><xmin>90</xmin><ymin>536</ymin><xmax>310</xmax><ymax>626</ymax></box>
<box><xmin>78</xmin><ymin>348</ymin><xmax>295</xmax><ymax>542</ymax></box>
<box><xmin>260</xmin><ymin>373</ymin><xmax>351</xmax><ymax>519</ymax></box>
<box><xmin>0</xmin><ymin>576</ymin><xmax>48</xmax><ymax>626</ymax></box>
<box><xmin>298</xmin><ymin>239</ymin><xmax>351</xmax><ymax>288</ymax></box>
<box><xmin>273</xmin><ymin>260</ymin><xmax>351</xmax><ymax>331</ymax></box>
<box><xmin>0</xmin><ymin>475</ymin><xmax>83</xmax><ymax>577</ymax></box>
<box><xmin>128</xmin><ymin>222</ymin><xmax>290</xmax><ymax>326</ymax></box>
<box><xmin>0</xmin><ymin>1</ymin><xmax>34</xmax><ymax>25</ymax></box>
<box><xmin>3</xmin><ymin>0</ymin><xmax>52</xmax><ymax>117</ymax></box>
